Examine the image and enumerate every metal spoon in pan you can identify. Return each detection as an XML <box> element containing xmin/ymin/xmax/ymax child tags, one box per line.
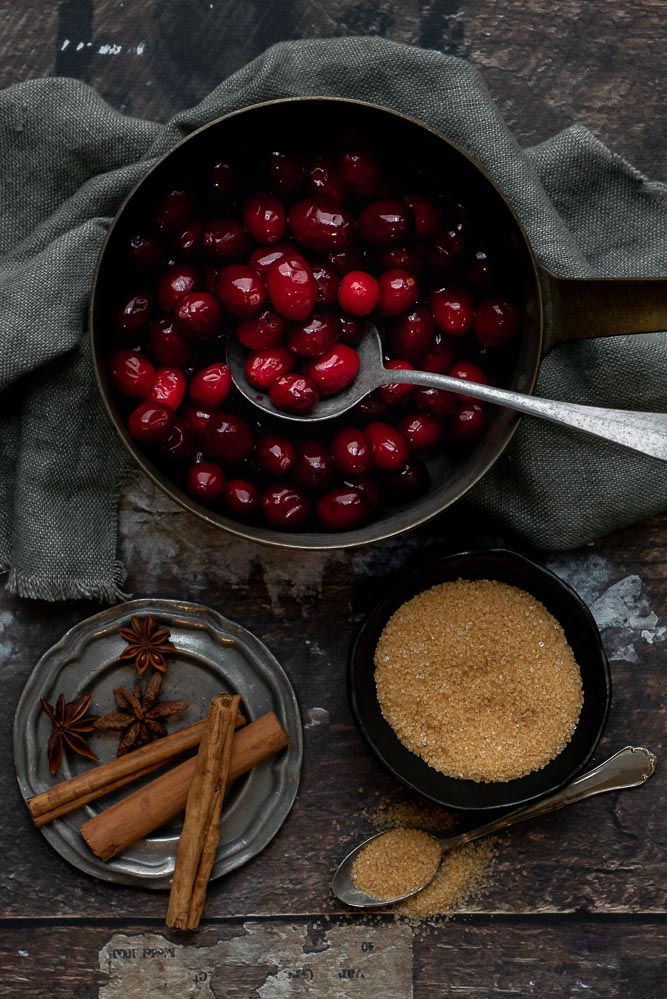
<box><xmin>228</xmin><ymin>327</ymin><xmax>667</xmax><ymax>460</ymax></box>
<box><xmin>331</xmin><ymin>746</ymin><xmax>656</xmax><ymax>909</ymax></box>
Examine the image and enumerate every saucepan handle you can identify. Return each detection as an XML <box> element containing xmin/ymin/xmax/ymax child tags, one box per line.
<box><xmin>539</xmin><ymin>267</ymin><xmax>667</xmax><ymax>354</ymax></box>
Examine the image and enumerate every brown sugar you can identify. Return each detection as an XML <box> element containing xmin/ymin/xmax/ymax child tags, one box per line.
<box><xmin>374</xmin><ymin>579</ymin><xmax>583</xmax><ymax>782</ymax></box>
<box><xmin>351</xmin><ymin>828</ymin><xmax>442</xmax><ymax>899</ymax></box>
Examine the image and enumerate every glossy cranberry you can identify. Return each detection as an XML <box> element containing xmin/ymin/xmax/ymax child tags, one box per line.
<box><xmin>202</xmin><ymin>219</ymin><xmax>250</xmax><ymax>261</ymax></box>
<box><xmin>307</xmin><ymin>154</ymin><xmax>346</xmax><ymax>203</ymax></box>
<box><xmin>430</xmin><ymin>286</ymin><xmax>474</xmax><ymax>336</ymax></box>
<box><xmin>269</xmin><ymin>374</ymin><xmax>320</xmax><ymax>415</ymax></box>
<box><xmin>289</xmin><ymin>197</ymin><xmax>355</xmax><ymax>253</ymax></box>
<box><xmin>317</xmin><ymin>486</ymin><xmax>369</xmax><ymax>531</ymax></box>
<box><xmin>327</xmin><ymin>245</ymin><xmax>367</xmax><ymax>275</ymax></box>
<box><xmin>287</xmin><ymin>312</ymin><xmax>339</xmax><ymax>357</ymax></box>
<box><xmin>390</xmin><ymin>305</ymin><xmax>435</xmax><ymax>361</ymax></box>
<box><xmin>225</xmin><ymin>479</ymin><xmax>260</xmax><ymax>519</ymax></box>
<box><xmin>157</xmin><ymin>265</ymin><xmax>200</xmax><ymax>311</ymax></box>
<box><xmin>403</xmin><ymin>193</ymin><xmax>440</xmax><ymax>239</ymax></box>
<box><xmin>448</xmin><ymin>404</ymin><xmax>488</xmax><ymax>445</ymax></box>
<box><xmin>243</xmin><ymin>192</ymin><xmax>287</xmax><ymax>244</ymax></box>
<box><xmin>377</xmin><ymin>269</ymin><xmax>419</xmax><ymax>317</ymax></box>
<box><xmin>182</xmin><ymin>403</ymin><xmax>215</xmax><ymax>437</ymax></box>
<box><xmin>245</xmin><ymin>347</ymin><xmax>295</xmax><ymax>391</ymax></box>
<box><xmin>236</xmin><ymin>309</ymin><xmax>286</xmax><ymax>350</ymax></box>
<box><xmin>149</xmin><ymin>367</ymin><xmax>187</xmax><ymax>411</ymax></box>
<box><xmin>378</xmin><ymin>242</ymin><xmax>427</xmax><ymax>274</ymax></box>
<box><xmin>148</xmin><ymin>318</ymin><xmax>194</xmax><ymax>367</ymax></box>
<box><xmin>189</xmin><ymin>363</ymin><xmax>232</xmax><ymax>409</ymax></box>
<box><xmin>422</xmin><ymin>339</ymin><xmax>457</xmax><ymax>373</ymax></box>
<box><xmin>337</xmin><ymin>271</ymin><xmax>380</xmax><ymax>316</ymax></box>
<box><xmin>468</xmin><ymin>249</ymin><xmax>495</xmax><ymax>289</ymax></box>
<box><xmin>380</xmin><ymin>459</ymin><xmax>430</xmax><ymax>502</ymax></box>
<box><xmin>413</xmin><ymin>386</ymin><xmax>457</xmax><ymax>419</ymax></box>
<box><xmin>185</xmin><ymin>460</ymin><xmax>226</xmax><ymax>502</ymax></box>
<box><xmin>108</xmin><ymin>349</ymin><xmax>155</xmax><ymax>398</ymax></box>
<box><xmin>266</xmin><ymin>255</ymin><xmax>317</xmax><ymax>322</ymax></box>
<box><xmin>249</xmin><ymin>242</ymin><xmax>295</xmax><ymax>273</ymax></box>
<box><xmin>161</xmin><ymin>420</ymin><xmax>195</xmax><ymax>461</ymax></box>
<box><xmin>173</xmin><ymin>220</ymin><xmax>203</xmax><ymax>258</ymax></box>
<box><xmin>261</xmin><ymin>484</ymin><xmax>311</xmax><ymax>530</ymax></box>
<box><xmin>209</xmin><ymin>161</ymin><xmax>237</xmax><ymax>202</ymax></box>
<box><xmin>379</xmin><ymin>359</ymin><xmax>414</xmax><ymax>406</ymax></box>
<box><xmin>205</xmin><ymin>413</ymin><xmax>254</xmax><ymax>463</ymax></box>
<box><xmin>473</xmin><ymin>298</ymin><xmax>520</xmax><ymax>348</ymax></box>
<box><xmin>256</xmin><ymin>435</ymin><xmax>295</xmax><ymax>477</ymax></box>
<box><xmin>331</xmin><ymin>427</ymin><xmax>372</xmax><ymax>476</ymax></box>
<box><xmin>365</xmin><ymin>421</ymin><xmax>410</xmax><ymax>471</ymax></box>
<box><xmin>428</xmin><ymin>226</ymin><xmax>464</xmax><ymax>272</ymax></box>
<box><xmin>398</xmin><ymin>412</ymin><xmax>444</xmax><ymax>453</ymax></box>
<box><xmin>293</xmin><ymin>440</ymin><xmax>335</xmax><ymax>490</ymax></box>
<box><xmin>303</xmin><ymin>344</ymin><xmax>360</xmax><ymax>397</ymax></box>
<box><xmin>269</xmin><ymin>151</ymin><xmax>304</xmax><ymax>196</ymax></box>
<box><xmin>338</xmin><ymin>314</ymin><xmax>364</xmax><ymax>346</ymax></box>
<box><xmin>358</xmin><ymin>199</ymin><xmax>412</xmax><ymax>246</ymax></box>
<box><xmin>115</xmin><ymin>290</ymin><xmax>153</xmax><ymax>336</ymax></box>
<box><xmin>153</xmin><ymin>189</ymin><xmax>195</xmax><ymax>234</ymax></box>
<box><xmin>216</xmin><ymin>265</ymin><xmax>266</xmax><ymax>317</ymax></box>
<box><xmin>339</xmin><ymin>149</ymin><xmax>382</xmax><ymax>197</ymax></box>
<box><xmin>448</xmin><ymin>360</ymin><xmax>490</xmax><ymax>403</ymax></box>
<box><xmin>176</xmin><ymin>292</ymin><xmax>222</xmax><ymax>339</ymax></box>
<box><xmin>312</xmin><ymin>263</ymin><xmax>340</xmax><ymax>307</ymax></box>
<box><xmin>128</xmin><ymin>233</ymin><xmax>162</xmax><ymax>272</ymax></box>
<box><xmin>347</xmin><ymin>475</ymin><xmax>383</xmax><ymax>516</ymax></box>
<box><xmin>354</xmin><ymin>394</ymin><xmax>391</xmax><ymax>421</ymax></box>
<box><xmin>127</xmin><ymin>401</ymin><xmax>174</xmax><ymax>444</ymax></box>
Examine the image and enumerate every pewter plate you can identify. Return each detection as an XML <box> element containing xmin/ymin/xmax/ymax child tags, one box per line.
<box><xmin>13</xmin><ymin>598</ymin><xmax>302</xmax><ymax>889</ymax></box>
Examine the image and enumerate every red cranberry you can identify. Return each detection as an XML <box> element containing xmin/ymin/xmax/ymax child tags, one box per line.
<box><xmin>270</xmin><ymin>374</ymin><xmax>320</xmax><ymax>414</ymax></box>
<box><xmin>149</xmin><ymin>318</ymin><xmax>194</xmax><ymax>367</ymax></box>
<box><xmin>182</xmin><ymin>403</ymin><xmax>215</xmax><ymax>436</ymax></box>
<box><xmin>161</xmin><ymin>420</ymin><xmax>195</xmax><ymax>461</ymax></box>
<box><xmin>307</xmin><ymin>154</ymin><xmax>346</xmax><ymax>203</ymax></box>
<box><xmin>128</xmin><ymin>233</ymin><xmax>162</xmax><ymax>272</ymax></box>
<box><xmin>380</xmin><ymin>459</ymin><xmax>430</xmax><ymax>502</ymax></box>
<box><xmin>378</xmin><ymin>242</ymin><xmax>427</xmax><ymax>274</ymax></box>
<box><xmin>236</xmin><ymin>309</ymin><xmax>286</xmax><ymax>350</ymax></box>
<box><xmin>338</xmin><ymin>271</ymin><xmax>380</xmax><ymax>316</ymax></box>
<box><xmin>338</xmin><ymin>314</ymin><xmax>364</xmax><ymax>346</ymax></box>
<box><xmin>185</xmin><ymin>460</ymin><xmax>226</xmax><ymax>502</ymax></box>
<box><xmin>403</xmin><ymin>194</ymin><xmax>440</xmax><ymax>238</ymax></box>
<box><xmin>347</xmin><ymin>475</ymin><xmax>383</xmax><ymax>516</ymax></box>
<box><xmin>225</xmin><ymin>479</ymin><xmax>260</xmax><ymax>519</ymax></box>
<box><xmin>358</xmin><ymin>199</ymin><xmax>412</xmax><ymax>246</ymax></box>
<box><xmin>115</xmin><ymin>290</ymin><xmax>153</xmax><ymax>336</ymax></box>
<box><xmin>468</xmin><ymin>249</ymin><xmax>495</xmax><ymax>289</ymax></box>
<box><xmin>430</xmin><ymin>286</ymin><xmax>474</xmax><ymax>336</ymax></box>
<box><xmin>354</xmin><ymin>394</ymin><xmax>391</xmax><ymax>421</ymax></box>
<box><xmin>216</xmin><ymin>265</ymin><xmax>266</xmax><ymax>317</ymax></box>
<box><xmin>448</xmin><ymin>360</ymin><xmax>490</xmax><ymax>403</ymax></box>
<box><xmin>287</xmin><ymin>312</ymin><xmax>339</xmax><ymax>357</ymax></box>
<box><xmin>176</xmin><ymin>291</ymin><xmax>222</xmax><ymax>339</ymax></box>
<box><xmin>429</xmin><ymin>226</ymin><xmax>464</xmax><ymax>272</ymax></box>
<box><xmin>377</xmin><ymin>269</ymin><xmax>419</xmax><ymax>317</ymax></box>
<box><xmin>398</xmin><ymin>412</ymin><xmax>444</xmax><ymax>453</ymax></box>
<box><xmin>153</xmin><ymin>189</ymin><xmax>195</xmax><ymax>234</ymax></box>
<box><xmin>149</xmin><ymin>367</ymin><xmax>187</xmax><ymax>410</ymax></box>
<box><xmin>266</xmin><ymin>255</ymin><xmax>317</xmax><ymax>321</ymax></box>
<box><xmin>205</xmin><ymin>413</ymin><xmax>254</xmax><ymax>463</ymax></box>
<box><xmin>269</xmin><ymin>151</ymin><xmax>304</xmax><ymax>196</ymax></box>
<box><xmin>327</xmin><ymin>245</ymin><xmax>367</xmax><ymax>275</ymax></box>
<box><xmin>331</xmin><ymin>427</ymin><xmax>372</xmax><ymax>476</ymax></box>
<box><xmin>261</xmin><ymin>484</ymin><xmax>312</xmax><ymax>529</ymax></box>
<box><xmin>108</xmin><ymin>349</ymin><xmax>156</xmax><ymax>398</ymax></box>
<box><xmin>365</xmin><ymin>422</ymin><xmax>410</xmax><ymax>471</ymax></box>
<box><xmin>209</xmin><ymin>161</ymin><xmax>237</xmax><ymax>202</ymax></box>
<box><xmin>249</xmin><ymin>242</ymin><xmax>295</xmax><ymax>273</ymax></box>
<box><xmin>379</xmin><ymin>359</ymin><xmax>414</xmax><ymax>406</ymax></box>
<box><xmin>422</xmin><ymin>339</ymin><xmax>457</xmax><ymax>373</ymax></box>
<box><xmin>243</xmin><ymin>192</ymin><xmax>287</xmax><ymax>244</ymax></box>
<box><xmin>339</xmin><ymin>149</ymin><xmax>382</xmax><ymax>197</ymax></box>
<box><xmin>390</xmin><ymin>305</ymin><xmax>435</xmax><ymax>361</ymax></box>
<box><xmin>245</xmin><ymin>347</ymin><xmax>295</xmax><ymax>391</ymax></box>
<box><xmin>473</xmin><ymin>298</ymin><xmax>520</xmax><ymax>348</ymax></box>
<box><xmin>202</xmin><ymin>219</ymin><xmax>250</xmax><ymax>261</ymax></box>
<box><xmin>173</xmin><ymin>220</ymin><xmax>203</xmax><ymax>258</ymax></box>
<box><xmin>157</xmin><ymin>265</ymin><xmax>200</xmax><ymax>311</ymax></box>
<box><xmin>317</xmin><ymin>486</ymin><xmax>369</xmax><ymax>531</ymax></box>
<box><xmin>289</xmin><ymin>197</ymin><xmax>355</xmax><ymax>253</ymax></box>
<box><xmin>256</xmin><ymin>434</ymin><xmax>295</xmax><ymax>477</ymax></box>
<box><xmin>293</xmin><ymin>440</ymin><xmax>335</xmax><ymax>490</ymax></box>
<box><xmin>414</xmin><ymin>386</ymin><xmax>457</xmax><ymax>419</ymax></box>
<box><xmin>303</xmin><ymin>344</ymin><xmax>360</xmax><ymax>397</ymax></box>
<box><xmin>312</xmin><ymin>263</ymin><xmax>340</xmax><ymax>307</ymax></box>
<box><xmin>189</xmin><ymin>363</ymin><xmax>232</xmax><ymax>409</ymax></box>
<box><xmin>448</xmin><ymin>404</ymin><xmax>488</xmax><ymax>445</ymax></box>
<box><xmin>127</xmin><ymin>401</ymin><xmax>174</xmax><ymax>444</ymax></box>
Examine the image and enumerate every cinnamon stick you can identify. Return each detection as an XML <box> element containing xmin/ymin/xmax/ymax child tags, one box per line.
<box><xmin>80</xmin><ymin>711</ymin><xmax>288</xmax><ymax>861</ymax></box>
<box><xmin>27</xmin><ymin>695</ymin><xmax>245</xmax><ymax>827</ymax></box>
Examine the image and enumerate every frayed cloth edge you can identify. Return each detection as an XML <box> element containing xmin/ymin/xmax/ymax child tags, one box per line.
<box><xmin>4</xmin><ymin>561</ymin><xmax>130</xmax><ymax>604</ymax></box>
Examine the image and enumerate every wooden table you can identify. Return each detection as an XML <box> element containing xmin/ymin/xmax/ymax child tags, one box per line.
<box><xmin>1</xmin><ymin>3</ymin><xmax>665</xmax><ymax>996</ymax></box>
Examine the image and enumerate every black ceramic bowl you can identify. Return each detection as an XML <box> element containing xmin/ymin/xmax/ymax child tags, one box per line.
<box><xmin>348</xmin><ymin>548</ymin><xmax>611</xmax><ymax>811</ymax></box>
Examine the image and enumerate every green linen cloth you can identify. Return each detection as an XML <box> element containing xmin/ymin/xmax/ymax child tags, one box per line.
<box><xmin>1</xmin><ymin>38</ymin><xmax>665</xmax><ymax>601</ymax></box>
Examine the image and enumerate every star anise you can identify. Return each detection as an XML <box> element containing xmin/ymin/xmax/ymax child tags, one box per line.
<box><xmin>40</xmin><ymin>692</ymin><xmax>99</xmax><ymax>775</ymax></box>
<box><xmin>118</xmin><ymin>614</ymin><xmax>176</xmax><ymax>675</ymax></box>
<box><xmin>94</xmin><ymin>672</ymin><xmax>188</xmax><ymax>756</ymax></box>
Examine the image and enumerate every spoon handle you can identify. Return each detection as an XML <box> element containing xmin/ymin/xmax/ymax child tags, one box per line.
<box><xmin>380</xmin><ymin>368</ymin><xmax>667</xmax><ymax>461</ymax></box>
<box><xmin>441</xmin><ymin>747</ymin><xmax>656</xmax><ymax>853</ymax></box>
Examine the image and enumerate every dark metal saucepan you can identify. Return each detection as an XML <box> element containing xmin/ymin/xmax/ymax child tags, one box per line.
<box><xmin>90</xmin><ymin>98</ymin><xmax>667</xmax><ymax>550</ymax></box>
